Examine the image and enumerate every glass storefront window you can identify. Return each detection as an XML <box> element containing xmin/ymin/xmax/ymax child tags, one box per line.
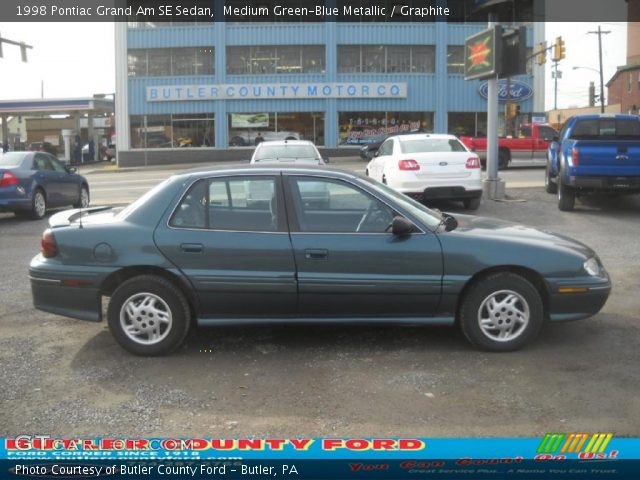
<box><xmin>127</xmin><ymin>48</ymin><xmax>214</xmax><ymax>76</ymax></box>
<box><xmin>338</xmin><ymin>45</ymin><xmax>435</xmax><ymax>73</ymax></box>
<box><xmin>339</xmin><ymin>112</ymin><xmax>434</xmax><ymax>145</ymax></box>
<box><xmin>447</xmin><ymin>112</ymin><xmax>488</xmax><ymax>137</ymax></box>
<box><xmin>228</xmin><ymin>112</ymin><xmax>325</xmax><ymax>147</ymax></box>
<box><xmin>130</xmin><ymin>114</ymin><xmax>214</xmax><ymax>148</ymax></box>
<box><xmin>227</xmin><ymin>46</ymin><xmax>325</xmax><ymax>75</ymax></box>
<box><xmin>447</xmin><ymin>46</ymin><xmax>464</xmax><ymax>74</ymax></box>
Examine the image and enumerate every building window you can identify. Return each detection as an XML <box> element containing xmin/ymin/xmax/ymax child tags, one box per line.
<box><xmin>448</xmin><ymin>112</ymin><xmax>489</xmax><ymax>137</ymax></box>
<box><xmin>226</xmin><ymin>46</ymin><xmax>325</xmax><ymax>75</ymax></box>
<box><xmin>339</xmin><ymin>112</ymin><xmax>434</xmax><ymax>145</ymax></box>
<box><xmin>130</xmin><ymin>114</ymin><xmax>214</xmax><ymax>148</ymax></box>
<box><xmin>447</xmin><ymin>46</ymin><xmax>464</xmax><ymax>74</ymax></box>
<box><xmin>228</xmin><ymin>112</ymin><xmax>325</xmax><ymax>147</ymax></box>
<box><xmin>338</xmin><ymin>45</ymin><xmax>435</xmax><ymax>73</ymax></box>
<box><xmin>127</xmin><ymin>48</ymin><xmax>214</xmax><ymax>77</ymax></box>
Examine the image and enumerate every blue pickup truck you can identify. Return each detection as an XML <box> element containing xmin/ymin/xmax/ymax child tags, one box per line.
<box><xmin>546</xmin><ymin>114</ymin><xmax>640</xmax><ymax>211</ymax></box>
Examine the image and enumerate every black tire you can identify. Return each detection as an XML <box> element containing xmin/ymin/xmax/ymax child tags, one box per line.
<box><xmin>558</xmin><ymin>175</ymin><xmax>576</xmax><ymax>211</ymax></box>
<box><xmin>73</xmin><ymin>185</ymin><xmax>90</xmax><ymax>208</ymax></box>
<box><xmin>459</xmin><ymin>272</ymin><xmax>544</xmax><ymax>352</ymax></box>
<box><xmin>498</xmin><ymin>149</ymin><xmax>510</xmax><ymax>170</ymax></box>
<box><xmin>107</xmin><ymin>275</ymin><xmax>191</xmax><ymax>356</ymax></box>
<box><xmin>30</xmin><ymin>188</ymin><xmax>47</xmax><ymax>219</ymax></box>
<box><xmin>544</xmin><ymin>163</ymin><xmax>557</xmax><ymax>194</ymax></box>
<box><xmin>463</xmin><ymin>196</ymin><xmax>481</xmax><ymax>210</ymax></box>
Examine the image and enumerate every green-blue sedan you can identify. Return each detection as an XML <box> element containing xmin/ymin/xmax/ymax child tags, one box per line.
<box><xmin>29</xmin><ymin>166</ymin><xmax>611</xmax><ymax>355</ymax></box>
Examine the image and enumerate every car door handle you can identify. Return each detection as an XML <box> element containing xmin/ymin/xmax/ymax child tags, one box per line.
<box><xmin>304</xmin><ymin>249</ymin><xmax>328</xmax><ymax>260</ymax></box>
<box><xmin>180</xmin><ymin>243</ymin><xmax>203</xmax><ymax>253</ymax></box>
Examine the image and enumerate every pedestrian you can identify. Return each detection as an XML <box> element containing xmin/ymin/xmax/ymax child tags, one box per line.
<box><xmin>73</xmin><ymin>135</ymin><xmax>82</xmax><ymax>164</ymax></box>
<box><xmin>2</xmin><ymin>141</ymin><xmax>9</xmax><ymax>153</ymax></box>
<box><xmin>88</xmin><ymin>139</ymin><xmax>95</xmax><ymax>162</ymax></box>
<box><xmin>254</xmin><ymin>132</ymin><xmax>264</xmax><ymax>146</ymax></box>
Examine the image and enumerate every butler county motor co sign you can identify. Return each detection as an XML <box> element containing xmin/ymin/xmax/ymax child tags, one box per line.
<box><xmin>146</xmin><ymin>83</ymin><xmax>407</xmax><ymax>101</ymax></box>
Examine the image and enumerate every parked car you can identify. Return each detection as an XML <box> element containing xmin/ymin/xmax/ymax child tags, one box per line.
<box><xmin>250</xmin><ymin>140</ymin><xmax>329</xmax><ymax>207</ymax></box>
<box><xmin>358</xmin><ymin>129</ymin><xmax>424</xmax><ymax>161</ymax></box>
<box><xmin>30</xmin><ymin>166</ymin><xmax>610</xmax><ymax>356</ymax></box>
<box><xmin>459</xmin><ymin>123</ymin><xmax>558</xmax><ymax>169</ymax></box>
<box><xmin>365</xmin><ymin>133</ymin><xmax>483</xmax><ymax>210</ymax></box>
<box><xmin>1</xmin><ymin>151</ymin><xmax>90</xmax><ymax>219</ymax></box>
<box><xmin>546</xmin><ymin>114</ymin><xmax>640</xmax><ymax>211</ymax></box>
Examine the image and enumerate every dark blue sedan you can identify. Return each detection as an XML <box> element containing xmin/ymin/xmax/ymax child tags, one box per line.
<box><xmin>0</xmin><ymin>151</ymin><xmax>90</xmax><ymax>219</ymax></box>
<box><xmin>30</xmin><ymin>166</ymin><xmax>610</xmax><ymax>355</ymax></box>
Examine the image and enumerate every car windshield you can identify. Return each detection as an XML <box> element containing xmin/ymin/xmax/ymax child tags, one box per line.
<box><xmin>400</xmin><ymin>138</ymin><xmax>467</xmax><ymax>154</ymax></box>
<box><xmin>362</xmin><ymin>176</ymin><xmax>443</xmax><ymax>229</ymax></box>
<box><xmin>254</xmin><ymin>145</ymin><xmax>319</xmax><ymax>162</ymax></box>
<box><xmin>0</xmin><ymin>152</ymin><xmax>27</xmax><ymax>167</ymax></box>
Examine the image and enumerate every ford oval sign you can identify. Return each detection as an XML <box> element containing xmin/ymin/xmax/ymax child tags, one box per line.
<box><xmin>478</xmin><ymin>79</ymin><xmax>533</xmax><ymax>102</ymax></box>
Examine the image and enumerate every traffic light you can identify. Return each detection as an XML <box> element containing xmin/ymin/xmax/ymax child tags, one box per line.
<box><xmin>536</xmin><ymin>41</ymin><xmax>547</xmax><ymax>65</ymax></box>
<box><xmin>552</xmin><ymin>36</ymin><xmax>566</xmax><ymax>61</ymax></box>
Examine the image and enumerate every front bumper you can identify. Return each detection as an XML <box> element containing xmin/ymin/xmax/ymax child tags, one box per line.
<box><xmin>546</xmin><ymin>274</ymin><xmax>611</xmax><ymax>322</ymax></box>
<box><xmin>30</xmin><ymin>256</ymin><xmax>105</xmax><ymax>322</ymax></box>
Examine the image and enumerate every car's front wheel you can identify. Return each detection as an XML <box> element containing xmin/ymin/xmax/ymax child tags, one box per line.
<box><xmin>544</xmin><ymin>163</ymin><xmax>557</xmax><ymax>194</ymax></box>
<box><xmin>74</xmin><ymin>186</ymin><xmax>90</xmax><ymax>208</ymax></box>
<box><xmin>107</xmin><ymin>275</ymin><xmax>191</xmax><ymax>356</ymax></box>
<box><xmin>459</xmin><ymin>272</ymin><xmax>544</xmax><ymax>351</ymax></box>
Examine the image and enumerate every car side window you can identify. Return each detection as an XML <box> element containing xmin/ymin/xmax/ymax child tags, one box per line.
<box><xmin>289</xmin><ymin>177</ymin><xmax>394</xmax><ymax>233</ymax></box>
<box><xmin>34</xmin><ymin>154</ymin><xmax>54</xmax><ymax>171</ymax></box>
<box><xmin>378</xmin><ymin>140</ymin><xmax>393</xmax><ymax>156</ymax></box>
<box><xmin>170</xmin><ymin>176</ymin><xmax>279</xmax><ymax>232</ymax></box>
<box><xmin>48</xmin><ymin>156</ymin><xmax>67</xmax><ymax>173</ymax></box>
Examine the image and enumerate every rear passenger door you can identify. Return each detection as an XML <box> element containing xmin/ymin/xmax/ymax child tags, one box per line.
<box><xmin>154</xmin><ymin>174</ymin><xmax>297</xmax><ymax>318</ymax></box>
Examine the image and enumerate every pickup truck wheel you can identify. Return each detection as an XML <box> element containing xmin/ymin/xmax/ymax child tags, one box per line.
<box><xmin>463</xmin><ymin>197</ymin><xmax>481</xmax><ymax>210</ymax></box>
<box><xmin>544</xmin><ymin>164</ymin><xmax>557</xmax><ymax>194</ymax></box>
<box><xmin>558</xmin><ymin>176</ymin><xmax>576</xmax><ymax>211</ymax></box>
<box><xmin>498</xmin><ymin>150</ymin><xmax>510</xmax><ymax>170</ymax></box>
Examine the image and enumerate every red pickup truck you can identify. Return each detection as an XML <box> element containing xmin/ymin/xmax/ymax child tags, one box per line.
<box><xmin>459</xmin><ymin>123</ymin><xmax>558</xmax><ymax>169</ymax></box>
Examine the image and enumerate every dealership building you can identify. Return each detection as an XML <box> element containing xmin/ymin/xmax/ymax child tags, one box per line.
<box><xmin>114</xmin><ymin>6</ymin><xmax>545</xmax><ymax>166</ymax></box>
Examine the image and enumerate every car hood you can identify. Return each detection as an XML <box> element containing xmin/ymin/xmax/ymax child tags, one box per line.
<box><xmin>447</xmin><ymin>214</ymin><xmax>595</xmax><ymax>258</ymax></box>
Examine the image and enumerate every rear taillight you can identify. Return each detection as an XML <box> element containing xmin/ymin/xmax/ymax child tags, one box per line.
<box><xmin>466</xmin><ymin>157</ymin><xmax>481</xmax><ymax>169</ymax></box>
<box><xmin>41</xmin><ymin>229</ymin><xmax>58</xmax><ymax>258</ymax></box>
<box><xmin>0</xmin><ymin>171</ymin><xmax>19</xmax><ymax>187</ymax></box>
<box><xmin>398</xmin><ymin>159</ymin><xmax>420</xmax><ymax>171</ymax></box>
<box><xmin>571</xmin><ymin>147</ymin><xmax>580</xmax><ymax>166</ymax></box>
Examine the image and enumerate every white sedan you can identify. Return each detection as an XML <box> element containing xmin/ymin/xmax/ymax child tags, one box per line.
<box><xmin>365</xmin><ymin>133</ymin><xmax>483</xmax><ymax>210</ymax></box>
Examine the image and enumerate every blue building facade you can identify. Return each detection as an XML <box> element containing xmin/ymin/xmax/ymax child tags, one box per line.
<box><xmin>114</xmin><ymin>8</ymin><xmax>543</xmax><ymax>165</ymax></box>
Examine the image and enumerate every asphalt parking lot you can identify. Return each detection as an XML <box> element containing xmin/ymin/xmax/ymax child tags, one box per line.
<box><xmin>1</xmin><ymin>168</ymin><xmax>639</xmax><ymax>438</ymax></box>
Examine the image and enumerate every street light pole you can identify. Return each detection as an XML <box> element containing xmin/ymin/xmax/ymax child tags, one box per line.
<box><xmin>588</xmin><ymin>26</ymin><xmax>610</xmax><ymax>114</ymax></box>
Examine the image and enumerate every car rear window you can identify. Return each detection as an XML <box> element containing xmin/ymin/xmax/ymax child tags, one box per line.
<box><xmin>400</xmin><ymin>138</ymin><xmax>467</xmax><ymax>154</ymax></box>
<box><xmin>254</xmin><ymin>145</ymin><xmax>318</xmax><ymax>162</ymax></box>
<box><xmin>570</xmin><ymin>118</ymin><xmax>640</xmax><ymax>140</ymax></box>
<box><xmin>0</xmin><ymin>152</ymin><xmax>27</xmax><ymax>167</ymax></box>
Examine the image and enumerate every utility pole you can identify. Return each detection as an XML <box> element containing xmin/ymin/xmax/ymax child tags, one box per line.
<box><xmin>588</xmin><ymin>26</ymin><xmax>610</xmax><ymax>114</ymax></box>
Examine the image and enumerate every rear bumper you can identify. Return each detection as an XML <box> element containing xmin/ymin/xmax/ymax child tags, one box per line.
<box><xmin>30</xmin><ymin>256</ymin><xmax>106</xmax><ymax>322</ymax></box>
<box><xmin>566</xmin><ymin>175</ymin><xmax>640</xmax><ymax>193</ymax></box>
<box><xmin>0</xmin><ymin>197</ymin><xmax>31</xmax><ymax>212</ymax></box>
<box><xmin>546</xmin><ymin>275</ymin><xmax>611</xmax><ymax>322</ymax></box>
<box><xmin>401</xmin><ymin>186</ymin><xmax>483</xmax><ymax>201</ymax></box>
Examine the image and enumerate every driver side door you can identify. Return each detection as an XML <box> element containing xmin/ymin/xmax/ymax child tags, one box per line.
<box><xmin>284</xmin><ymin>174</ymin><xmax>443</xmax><ymax>317</ymax></box>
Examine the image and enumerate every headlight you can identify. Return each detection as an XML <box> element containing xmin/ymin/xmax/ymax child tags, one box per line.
<box><xmin>583</xmin><ymin>257</ymin><xmax>600</xmax><ymax>276</ymax></box>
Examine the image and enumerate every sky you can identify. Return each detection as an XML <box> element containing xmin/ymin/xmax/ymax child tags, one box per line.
<box><xmin>0</xmin><ymin>21</ymin><xmax>629</xmax><ymax>111</ymax></box>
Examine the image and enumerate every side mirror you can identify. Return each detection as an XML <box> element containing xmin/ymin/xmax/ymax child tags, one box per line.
<box><xmin>322</xmin><ymin>157</ymin><xmax>330</xmax><ymax>164</ymax></box>
<box><xmin>391</xmin><ymin>216</ymin><xmax>415</xmax><ymax>235</ymax></box>
<box><xmin>442</xmin><ymin>213</ymin><xmax>458</xmax><ymax>232</ymax></box>
<box><xmin>374</xmin><ymin>150</ymin><xmax>380</xmax><ymax>157</ymax></box>
<box><xmin>67</xmin><ymin>166</ymin><xmax>77</xmax><ymax>174</ymax></box>
<box><xmin>552</xmin><ymin>135</ymin><xmax>559</xmax><ymax>142</ymax></box>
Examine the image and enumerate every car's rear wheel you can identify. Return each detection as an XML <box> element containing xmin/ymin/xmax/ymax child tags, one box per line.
<box><xmin>558</xmin><ymin>175</ymin><xmax>575</xmax><ymax>211</ymax></box>
<box><xmin>30</xmin><ymin>189</ymin><xmax>47</xmax><ymax>219</ymax></box>
<box><xmin>459</xmin><ymin>272</ymin><xmax>543</xmax><ymax>351</ymax></box>
<box><xmin>544</xmin><ymin>163</ymin><xmax>557</xmax><ymax>194</ymax></box>
<box><xmin>107</xmin><ymin>275</ymin><xmax>191</xmax><ymax>356</ymax></box>
<box><xmin>463</xmin><ymin>197</ymin><xmax>481</xmax><ymax>210</ymax></box>
<box><xmin>74</xmin><ymin>186</ymin><xmax>90</xmax><ymax>208</ymax></box>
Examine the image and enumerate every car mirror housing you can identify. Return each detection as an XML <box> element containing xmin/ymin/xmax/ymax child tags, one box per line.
<box><xmin>443</xmin><ymin>213</ymin><xmax>458</xmax><ymax>232</ymax></box>
<box><xmin>391</xmin><ymin>216</ymin><xmax>415</xmax><ymax>235</ymax></box>
<box><xmin>67</xmin><ymin>166</ymin><xmax>77</xmax><ymax>174</ymax></box>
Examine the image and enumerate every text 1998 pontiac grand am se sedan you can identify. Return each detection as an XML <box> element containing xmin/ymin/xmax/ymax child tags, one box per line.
<box><xmin>29</xmin><ymin>166</ymin><xmax>611</xmax><ymax>355</ymax></box>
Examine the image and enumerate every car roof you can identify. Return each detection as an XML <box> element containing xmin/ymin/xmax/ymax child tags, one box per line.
<box><xmin>256</xmin><ymin>140</ymin><xmax>315</xmax><ymax>147</ymax></box>
<box><xmin>390</xmin><ymin>133</ymin><xmax>458</xmax><ymax>141</ymax></box>
<box><xmin>176</xmin><ymin>164</ymin><xmax>356</xmax><ymax>180</ymax></box>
